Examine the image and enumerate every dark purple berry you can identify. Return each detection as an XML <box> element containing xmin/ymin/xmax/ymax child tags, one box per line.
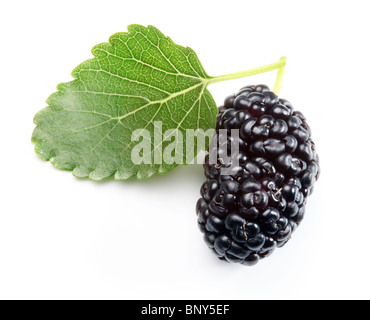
<box><xmin>196</xmin><ymin>85</ymin><xmax>319</xmax><ymax>266</ymax></box>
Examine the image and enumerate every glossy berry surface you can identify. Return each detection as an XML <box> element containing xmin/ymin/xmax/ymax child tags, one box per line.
<box><xmin>197</xmin><ymin>85</ymin><xmax>320</xmax><ymax>266</ymax></box>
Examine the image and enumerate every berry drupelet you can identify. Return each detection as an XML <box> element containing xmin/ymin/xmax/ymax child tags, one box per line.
<box><xmin>196</xmin><ymin>85</ymin><xmax>320</xmax><ymax>266</ymax></box>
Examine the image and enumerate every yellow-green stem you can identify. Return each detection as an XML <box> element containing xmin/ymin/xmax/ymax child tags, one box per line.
<box><xmin>273</xmin><ymin>57</ymin><xmax>286</xmax><ymax>95</ymax></box>
<box><xmin>207</xmin><ymin>57</ymin><xmax>287</xmax><ymax>95</ymax></box>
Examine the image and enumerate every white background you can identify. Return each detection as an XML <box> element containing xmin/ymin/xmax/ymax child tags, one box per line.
<box><xmin>0</xmin><ymin>0</ymin><xmax>369</xmax><ymax>300</ymax></box>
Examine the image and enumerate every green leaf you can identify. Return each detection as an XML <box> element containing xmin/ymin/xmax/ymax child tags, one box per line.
<box><xmin>32</xmin><ymin>25</ymin><xmax>217</xmax><ymax>180</ymax></box>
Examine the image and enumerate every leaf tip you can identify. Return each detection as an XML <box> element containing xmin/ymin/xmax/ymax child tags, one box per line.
<box><xmin>127</xmin><ymin>24</ymin><xmax>147</xmax><ymax>34</ymax></box>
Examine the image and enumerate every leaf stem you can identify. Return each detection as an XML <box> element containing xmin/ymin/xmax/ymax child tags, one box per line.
<box><xmin>273</xmin><ymin>57</ymin><xmax>286</xmax><ymax>95</ymax></box>
<box><xmin>207</xmin><ymin>57</ymin><xmax>287</xmax><ymax>93</ymax></box>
